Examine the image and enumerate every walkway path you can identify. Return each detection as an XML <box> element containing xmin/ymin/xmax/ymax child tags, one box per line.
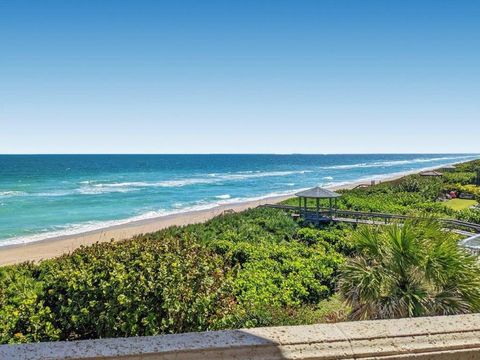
<box><xmin>263</xmin><ymin>204</ymin><xmax>480</xmax><ymax>250</ymax></box>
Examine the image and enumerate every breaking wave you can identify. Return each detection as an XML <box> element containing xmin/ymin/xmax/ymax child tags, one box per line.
<box><xmin>320</xmin><ymin>155</ymin><xmax>478</xmax><ymax>170</ymax></box>
<box><xmin>215</xmin><ymin>194</ymin><xmax>231</xmax><ymax>199</ymax></box>
<box><xmin>0</xmin><ymin>191</ymin><xmax>27</xmax><ymax>198</ymax></box>
<box><xmin>80</xmin><ymin>170</ymin><xmax>311</xmax><ymax>190</ymax></box>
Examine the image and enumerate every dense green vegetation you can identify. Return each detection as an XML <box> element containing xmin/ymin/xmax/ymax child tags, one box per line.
<box><xmin>0</xmin><ymin>208</ymin><xmax>352</xmax><ymax>344</ymax></box>
<box><xmin>1</xmin><ymin>160</ymin><xmax>480</xmax><ymax>344</ymax></box>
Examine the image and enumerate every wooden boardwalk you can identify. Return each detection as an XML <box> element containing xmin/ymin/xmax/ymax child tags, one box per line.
<box><xmin>262</xmin><ymin>204</ymin><xmax>480</xmax><ymax>253</ymax></box>
<box><xmin>262</xmin><ymin>204</ymin><xmax>480</xmax><ymax>236</ymax></box>
<box><xmin>332</xmin><ymin>217</ymin><xmax>475</xmax><ymax>237</ymax></box>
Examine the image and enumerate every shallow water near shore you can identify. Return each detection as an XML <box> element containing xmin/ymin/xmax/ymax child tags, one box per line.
<box><xmin>0</xmin><ymin>154</ymin><xmax>478</xmax><ymax>246</ymax></box>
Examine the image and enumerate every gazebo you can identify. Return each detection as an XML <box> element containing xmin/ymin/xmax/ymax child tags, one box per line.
<box><xmin>295</xmin><ymin>186</ymin><xmax>342</xmax><ymax>223</ymax></box>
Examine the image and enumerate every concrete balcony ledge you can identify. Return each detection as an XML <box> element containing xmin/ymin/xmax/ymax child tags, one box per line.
<box><xmin>1</xmin><ymin>313</ymin><xmax>480</xmax><ymax>359</ymax></box>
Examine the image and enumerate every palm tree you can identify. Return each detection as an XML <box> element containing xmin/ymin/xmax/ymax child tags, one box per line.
<box><xmin>339</xmin><ymin>219</ymin><xmax>480</xmax><ymax>320</ymax></box>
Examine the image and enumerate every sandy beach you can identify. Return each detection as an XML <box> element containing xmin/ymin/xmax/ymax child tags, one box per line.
<box><xmin>0</xmin><ymin>169</ymin><xmax>437</xmax><ymax>266</ymax></box>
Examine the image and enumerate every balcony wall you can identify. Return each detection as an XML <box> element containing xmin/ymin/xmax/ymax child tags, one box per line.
<box><xmin>1</xmin><ymin>313</ymin><xmax>480</xmax><ymax>359</ymax></box>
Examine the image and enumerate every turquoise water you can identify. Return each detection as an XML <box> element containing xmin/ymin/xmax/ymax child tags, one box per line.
<box><xmin>0</xmin><ymin>154</ymin><xmax>478</xmax><ymax>246</ymax></box>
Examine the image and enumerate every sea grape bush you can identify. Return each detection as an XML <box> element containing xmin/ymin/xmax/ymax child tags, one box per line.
<box><xmin>1</xmin><ymin>235</ymin><xmax>236</xmax><ymax>343</ymax></box>
<box><xmin>175</xmin><ymin>209</ymin><xmax>346</xmax><ymax>327</ymax></box>
<box><xmin>0</xmin><ymin>265</ymin><xmax>60</xmax><ymax>343</ymax></box>
<box><xmin>0</xmin><ymin>208</ymin><xmax>348</xmax><ymax>343</ymax></box>
<box><xmin>40</xmin><ymin>236</ymin><xmax>236</xmax><ymax>340</ymax></box>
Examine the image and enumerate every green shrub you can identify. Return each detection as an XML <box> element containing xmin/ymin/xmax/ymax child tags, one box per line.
<box><xmin>455</xmin><ymin>160</ymin><xmax>480</xmax><ymax>173</ymax></box>
<box><xmin>443</xmin><ymin>172</ymin><xmax>477</xmax><ymax>185</ymax></box>
<box><xmin>0</xmin><ymin>265</ymin><xmax>60</xmax><ymax>344</ymax></box>
<box><xmin>457</xmin><ymin>209</ymin><xmax>480</xmax><ymax>224</ymax></box>
<box><xmin>0</xmin><ymin>208</ymin><xmax>350</xmax><ymax>343</ymax></box>
<box><xmin>39</xmin><ymin>236</ymin><xmax>235</xmax><ymax>340</ymax></box>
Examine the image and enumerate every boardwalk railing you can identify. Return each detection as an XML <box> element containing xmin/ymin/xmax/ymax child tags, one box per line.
<box><xmin>262</xmin><ymin>204</ymin><xmax>480</xmax><ymax>234</ymax></box>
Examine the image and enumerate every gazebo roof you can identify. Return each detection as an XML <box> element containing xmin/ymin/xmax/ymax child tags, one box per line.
<box><xmin>295</xmin><ymin>186</ymin><xmax>341</xmax><ymax>199</ymax></box>
<box><xmin>419</xmin><ymin>170</ymin><xmax>443</xmax><ymax>177</ymax></box>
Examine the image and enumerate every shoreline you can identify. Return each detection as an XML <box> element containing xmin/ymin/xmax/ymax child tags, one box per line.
<box><xmin>0</xmin><ymin>165</ymin><xmax>457</xmax><ymax>266</ymax></box>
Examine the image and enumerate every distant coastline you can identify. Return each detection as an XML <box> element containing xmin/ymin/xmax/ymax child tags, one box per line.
<box><xmin>0</xmin><ymin>162</ymin><xmax>467</xmax><ymax>266</ymax></box>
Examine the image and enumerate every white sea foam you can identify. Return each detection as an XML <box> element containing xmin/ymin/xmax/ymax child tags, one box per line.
<box><xmin>215</xmin><ymin>194</ymin><xmax>231</xmax><ymax>199</ymax></box>
<box><xmin>35</xmin><ymin>190</ymin><xmax>78</xmax><ymax>197</ymax></box>
<box><xmin>218</xmin><ymin>170</ymin><xmax>311</xmax><ymax>180</ymax></box>
<box><xmin>319</xmin><ymin>155</ymin><xmax>478</xmax><ymax>170</ymax></box>
<box><xmin>0</xmin><ymin>191</ymin><xmax>27</xmax><ymax>197</ymax></box>
<box><xmin>82</xmin><ymin>170</ymin><xmax>311</xmax><ymax>190</ymax></box>
<box><xmin>77</xmin><ymin>187</ymin><xmax>138</xmax><ymax>195</ymax></box>
<box><xmin>1</xmin><ymin>169</ymin><xmax>314</xmax><ymax>202</ymax></box>
<box><xmin>33</xmin><ymin>187</ymin><xmax>139</xmax><ymax>197</ymax></box>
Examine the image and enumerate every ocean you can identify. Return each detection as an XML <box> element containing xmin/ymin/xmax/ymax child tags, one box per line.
<box><xmin>0</xmin><ymin>154</ymin><xmax>478</xmax><ymax>246</ymax></box>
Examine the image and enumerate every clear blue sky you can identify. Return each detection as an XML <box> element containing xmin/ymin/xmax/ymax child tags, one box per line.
<box><xmin>1</xmin><ymin>0</ymin><xmax>479</xmax><ymax>154</ymax></box>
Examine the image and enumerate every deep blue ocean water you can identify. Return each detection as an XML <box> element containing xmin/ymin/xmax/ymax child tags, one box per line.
<box><xmin>0</xmin><ymin>154</ymin><xmax>479</xmax><ymax>246</ymax></box>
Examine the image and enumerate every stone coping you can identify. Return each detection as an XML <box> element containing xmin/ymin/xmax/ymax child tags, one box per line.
<box><xmin>1</xmin><ymin>313</ymin><xmax>480</xmax><ymax>359</ymax></box>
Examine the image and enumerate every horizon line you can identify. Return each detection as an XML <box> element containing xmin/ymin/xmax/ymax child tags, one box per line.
<box><xmin>1</xmin><ymin>152</ymin><xmax>479</xmax><ymax>156</ymax></box>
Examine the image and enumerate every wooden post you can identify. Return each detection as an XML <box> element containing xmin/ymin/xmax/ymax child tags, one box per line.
<box><xmin>329</xmin><ymin>198</ymin><xmax>333</xmax><ymax>218</ymax></box>
<box><xmin>304</xmin><ymin>197</ymin><xmax>307</xmax><ymax>217</ymax></box>
<box><xmin>298</xmin><ymin>197</ymin><xmax>302</xmax><ymax>216</ymax></box>
<box><xmin>316</xmin><ymin>198</ymin><xmax>320</xmax><ymax>224</ymax></box>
